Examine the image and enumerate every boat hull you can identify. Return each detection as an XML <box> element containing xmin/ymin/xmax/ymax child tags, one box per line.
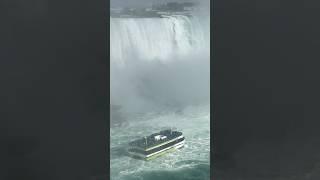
<box><xmin>128</xmin><ymin>138</ymin><xmax>185</xmax><ymax>161</ymax></box>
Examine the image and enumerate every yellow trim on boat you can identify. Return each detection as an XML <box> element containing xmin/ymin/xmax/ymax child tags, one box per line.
<box><xmin>145</xmin><ymin>146</ymin><xmax>177</xmax><ymax>161</ymax></box>
<box><xmin>145</xmin><ymin>136</ymin><xmax>184</xmax><ymax>151</ymax></box>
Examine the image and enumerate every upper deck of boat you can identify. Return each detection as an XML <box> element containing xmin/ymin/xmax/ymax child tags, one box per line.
<box><xmin>129</xmin><ymin>130</ymin><xmax>183</xmax><ymax>149</ymax></box>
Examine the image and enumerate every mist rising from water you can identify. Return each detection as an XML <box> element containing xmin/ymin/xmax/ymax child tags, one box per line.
<box><xmin>110</xmin><ymin>13</ymin><xmax>209</xmax><ymax>114</ymax></box>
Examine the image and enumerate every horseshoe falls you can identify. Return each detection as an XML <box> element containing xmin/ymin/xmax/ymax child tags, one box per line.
<box><xmin>110</xmin><ymin>16</ymin><xmax>208</xmax><ymax>65</ymax></box>
<box><xmin>110</xmin><ymin>13</ymin><xmax>210</xmax><ymax>180</ymax></box>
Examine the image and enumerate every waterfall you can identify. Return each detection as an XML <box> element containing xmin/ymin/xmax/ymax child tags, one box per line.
<box><xmin>110</xmin><ymin>15</ymin><xmax>210</xmax><ymax>112</ymax></box>
<box><xmin>110</xmin><ymin>15</ymin><xmax>208</xmax><ymax>65</ymax></box>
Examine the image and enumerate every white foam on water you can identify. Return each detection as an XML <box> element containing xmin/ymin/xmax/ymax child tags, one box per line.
<box><xmin>110</xmin><ymin>105</ymin><xmax>210</xmax><ymax>180</ymax></box>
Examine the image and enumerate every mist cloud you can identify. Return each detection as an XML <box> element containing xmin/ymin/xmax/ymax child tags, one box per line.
<box><xmin>110</xmin><ymin>6</ymin><xmax>210</xmax><ymax>114</ymax></box>
<box><xmin>111</xmin><ymin>52</ymin><xmax>210</xmax><ymax>113</ymax></box>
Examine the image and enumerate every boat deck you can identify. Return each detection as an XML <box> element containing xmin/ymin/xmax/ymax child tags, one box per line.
<box><xmin>129</xmin><ymin>130</ymin><xmax>183</xmax><ymax>150</ymax></box>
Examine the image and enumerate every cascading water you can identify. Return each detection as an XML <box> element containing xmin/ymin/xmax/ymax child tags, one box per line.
<box><xmin>110</xmin><ymin>15</ymin><xmax>210</xmax><ymax>111</ymax></box>
<box><xmin>110</xmin><ymin>14</ymin><xmax>210</xmax><ymax>180</ymax></box>
<box><xmin>110</xmin><ymin>15</ymin><xmax>208</xmax><ymax>65</ymax></box>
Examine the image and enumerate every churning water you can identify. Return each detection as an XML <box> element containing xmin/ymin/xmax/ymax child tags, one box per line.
<box><xmin>110</xmin><ymin>13</ymin><xmax>210</xmax><ymax>180</ymax></box>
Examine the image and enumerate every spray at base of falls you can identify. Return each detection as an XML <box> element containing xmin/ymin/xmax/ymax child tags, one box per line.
<box><xmin>110</xmin><ymin>15</ymin><xmax>210</xmax><ymax>113</ymax></box>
